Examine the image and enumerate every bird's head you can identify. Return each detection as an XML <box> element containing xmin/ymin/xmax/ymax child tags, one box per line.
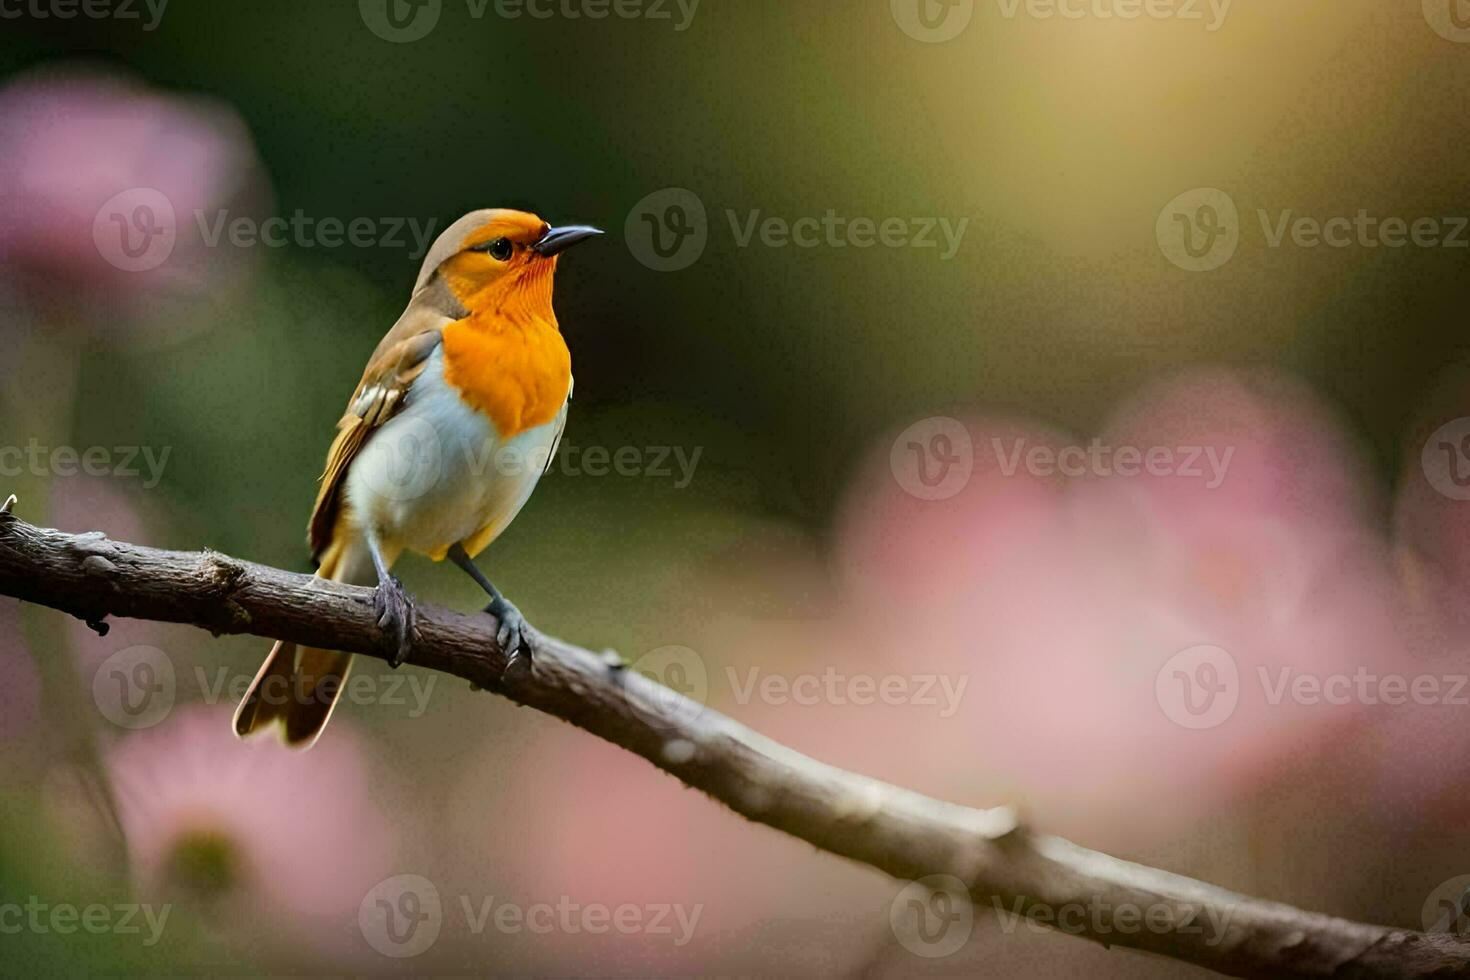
<box><xmin>415</xmin><ymin>208</ymin><xmax>601</xmax><ymax>318</ymax></box>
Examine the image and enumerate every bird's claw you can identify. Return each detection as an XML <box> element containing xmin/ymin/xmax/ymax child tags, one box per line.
<box><xmin>374</xmin><ymin>575</ymin><xmax>415</xmax><ymax>668</ymax></box>
<box><xmin>485</xmin><ymin>595</ymin><xmax>533</xmax><ymax>678</ymax></box>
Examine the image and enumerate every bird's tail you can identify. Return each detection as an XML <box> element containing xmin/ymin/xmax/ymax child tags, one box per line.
<box><xmin>232</xmin><ymin>543</ymin><xmax>362</xmax><ymax>748</ymax></box>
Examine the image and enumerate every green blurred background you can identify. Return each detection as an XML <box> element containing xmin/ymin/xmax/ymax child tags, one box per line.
<box><xmin>8</xmin><ymin>0</ymin><xmax>1469</xmax><ymax>536</ymax></box>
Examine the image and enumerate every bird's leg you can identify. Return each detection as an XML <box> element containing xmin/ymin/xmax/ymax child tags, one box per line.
<box><xmin>448</xmin><ymin>543</ymin><xmax>532</xmax><ymax>675</ymax></box>
<box><xmin>368</xmin><ymin>533</ymin><xmax>415</xmax><ymax>669</ymax></box>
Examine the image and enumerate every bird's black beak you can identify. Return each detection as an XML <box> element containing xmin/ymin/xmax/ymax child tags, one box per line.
<box><xmin>532</xmin><ymin>224</ymin><xmax>603</xmax><ymax>257</ymax></box>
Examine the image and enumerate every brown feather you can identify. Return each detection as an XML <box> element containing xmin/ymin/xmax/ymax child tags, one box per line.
<box><xmin>307</xmin><ymin>305</ymin><xmax>451</xmax><ymax>560</ymax></box>
<box><xmin>233</xmin><ymin>541</ymin><xmax>360</xmax><ymax>747</ymax></box>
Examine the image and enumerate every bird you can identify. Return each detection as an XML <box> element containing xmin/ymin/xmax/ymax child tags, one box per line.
<box><xmin>232</xmin><ymin>208</ymin><xmax>601</xmax><ymax>747</ymax></box>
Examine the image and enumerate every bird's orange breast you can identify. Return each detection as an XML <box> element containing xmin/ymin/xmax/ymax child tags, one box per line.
<box><xmin>440</xmin><ymin>315</ymin><xmax>571</xmax><ymax>438</ymax></box>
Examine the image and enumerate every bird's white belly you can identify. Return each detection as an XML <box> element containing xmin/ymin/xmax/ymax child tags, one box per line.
<box><xmin>344</xmin><ymin>349</ymin><xmax>564</xmax><ymax>559</ymax></box>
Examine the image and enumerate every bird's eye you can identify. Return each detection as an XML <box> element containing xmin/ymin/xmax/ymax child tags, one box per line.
<box><xmin>487</xmin><ymin>237</ymin><xmax>514</xmax><ymax>261</ymax></box>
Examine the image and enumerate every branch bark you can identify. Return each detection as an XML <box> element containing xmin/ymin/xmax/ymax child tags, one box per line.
<box><xmin>0</xmin><ymin>508</ymin><xmax>1464</xmax><ymax>978</ymax></box>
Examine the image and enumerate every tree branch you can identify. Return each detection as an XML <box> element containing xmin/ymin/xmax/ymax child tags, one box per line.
<box><xmin>0</xmin><ymin>508</ymin><xmax>1463</xmax><ymax>978</ymax></box>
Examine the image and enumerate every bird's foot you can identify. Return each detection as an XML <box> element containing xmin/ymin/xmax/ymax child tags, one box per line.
<box><xmin>485</xmin><ymin>594</ymin><xmax>533</xmax><ymax>677</ymax></box>
<box><xmin>374</xmin><ymin>575</ymin><xmax>416</xmax><ymax>668</ymax></box>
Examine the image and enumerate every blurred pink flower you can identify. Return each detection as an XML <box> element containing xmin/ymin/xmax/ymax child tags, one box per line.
<box><xmin>106</xmin><ymin>704</ymin><xmax>395</xmax><ymax>960</ymax></box>
<box><xmin>440</xmin><ymin>365</ymin><xmax>1412</xmax><ymax>973</ymax></box>
<box><xmin>445</xmin><ymin>722</ymin><xmax>885</xmax><ymax>976</ymax></box>
<box><xmin>1394</xmin><ymin>388</ymin><xmax>1470</xmax><ymax>636</ymax></box>
<box><xmin>1375</xmin><ymin>385</ymin><xmax>1470</xmax><ymax>814</ymax></box>
<box><xmin>834</xmin><ymin>369</ymin><xmax>1405</xmax><ymax>844</ymax></box>
<box><xmin>0</xmin><ymin>65</ymin><xmax>267</xmax><ymax>325</ymax></box>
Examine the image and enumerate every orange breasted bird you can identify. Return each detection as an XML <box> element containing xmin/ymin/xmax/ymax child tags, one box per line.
<box><xmin>233</xmin><ymin>209</ymin><xmax>601</xmax><ymax>747</ymax></box>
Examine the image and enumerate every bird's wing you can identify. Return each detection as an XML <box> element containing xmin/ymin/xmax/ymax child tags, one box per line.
<box><xmin>307</xmin><ymin>303</ymin><xmax>449</xmax><ymax>560</ymax></box>
<box><xmin>542</xmin><ymin>375</ymin><xmax>572</xmax><ymax>477</ymax></box>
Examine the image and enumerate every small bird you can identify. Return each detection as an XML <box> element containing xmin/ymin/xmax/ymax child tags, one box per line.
<box><xmin>233</xmin><ymin>208</ymin><xmax>601</xmax><ymax>747</ymax></box>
